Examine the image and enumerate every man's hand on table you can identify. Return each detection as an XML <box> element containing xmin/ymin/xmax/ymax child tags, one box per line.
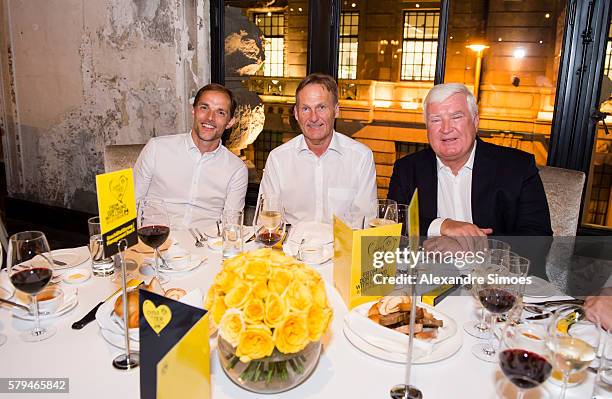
<box><xmin>584</xmin><ymin>287</ymin><xmax>612</xmax><ymax>331</ymax></box>
<box><xmin>438</xmin><ymin>220</ymin><xmax>492</xmax><ymax>253</ymax></box>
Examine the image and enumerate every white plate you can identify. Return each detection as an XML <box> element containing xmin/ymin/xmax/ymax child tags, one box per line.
<box><xmin>343</xmin><ymin>301</ymin><xmax>462</xmax><ymax>364</ymax></box>
<box><xmin>159</xmin><ymin>257</ymin><xmax>207</xmax><ymax>274</ymax></box>
<box><xmin>62</xmin><ymin>268</ymin><xmax>92</xmax><ymax>284</ymax></box>
<box><xmin>287</xmin><ymin>222</ymin><xmax>333</xmax><ymax>245</ymax></box>
<box><xmin>31</xmin><ymin>249</ymin><xmax>90</xmax><ymax>270</ymax></box>
<box><xmin>12</xmin><ymin>292</ymin><xmax>78</xmax><ymax>320</ymax></box>
<box><xmin>100</xmin><ymin>328</ymin><xmax>140</xmax><ymax>352</ymax></box>
<box><xmin>0</xmin><ymin>270</ymin><xmax>15</xmax><ymax>300</ymax></box>
<box><xmin>343</xmin><ymin>323</ymin><xmax>463</xmax><ymax>364</ymax></box>
<box><xmin>524</xmin><ymin>276</ymin><xmax>560</xmax><ymax>298</ymax></box>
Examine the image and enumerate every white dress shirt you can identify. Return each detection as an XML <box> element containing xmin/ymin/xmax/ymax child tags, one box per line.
<box><xmin>134</xmin><ymin>133</ymin><xmax>248</xmax><ymax>229</ymax></box>
<box><xmin>428</xmin><ymin>141</ymin><xmax>477</xmax><ymax>236</ymax></box>
<box><xmin>259</xmin><ymin>131</ymin><xmax>377</xmax><ymax>225</ymax></box>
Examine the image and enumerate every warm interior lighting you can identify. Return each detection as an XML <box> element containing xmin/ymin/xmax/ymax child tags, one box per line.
<box><xmin>400</xmin><ymin>101</ymin><xmax>419</xmax><ymax>110</ymax></box>
<box><xmin>415</xmin><ymin>3</ymin><xmax>420</xmax><ymax>8</ymax></box>
<box><xmin>513</xmin><ymin>48</ymin><xmax>526</xmax><ymax>58</ymax></box>
<box><xmin>374</xmin><ymin>100</ymin><xmax>392</xmax><ymax>108</ymax></box>
<box><xmin>351</xmin><ymin>2</ymin><xmax>356</xmax><ymax>7</ymax></box>
<box><xmin>539</xmin><ymin>40</ymin><xmax>543</xmax><ymax>44</ymax></box>
<box><xmin>545</xmin><ymin>13</ymin><xmax>550</xmax><ymax>18</ymax></box>
<box><xmin>498</xmin><ymin>37</ymin><xmax>502</xmax><ymax>42</ymax></box>
<box><xmin>267</xmin><ymin>11</ymin><xmax>272</xmax><ymax>16</ymax></box>
<box><xmin>466</xmin><ymin>44</ymin><xmax>489</xmax><ymax>53</ymax></box>
<box><xmin>298</xmin><ymin>7</ymin><xmax>302</xmax><ymax>12</ymax></box>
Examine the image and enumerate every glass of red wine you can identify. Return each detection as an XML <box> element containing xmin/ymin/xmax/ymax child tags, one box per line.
<box><xmin>137</xmin><ymin>198</ymin><xmax>171</xmax><ymax>284</ymax></box>
<box><xmin>254</xmin><ymin>194</ymin><xmax>286</xmax><ymax>247</ymax></box>
<box><xmin>7</xmin><ymin>231</ymin><xmax>57</xmax><ymax>342</ymax></box>
<box><xmin>472</xmin><ymin>266</ymin><xmax>521</xmax><ymax>362</ymax></box>
<box><xmin>496</xmin><ymin>305</ymin><xmax>552</xmax><ymax>399</ymax></box>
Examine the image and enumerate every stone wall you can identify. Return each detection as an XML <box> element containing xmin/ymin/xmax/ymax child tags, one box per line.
<box><xmin>0</xmin><ymin>0</ymin><xmax>210</xmax><ymax>213</ymax></box>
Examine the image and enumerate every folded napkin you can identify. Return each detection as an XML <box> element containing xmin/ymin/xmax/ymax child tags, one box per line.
<box><xmin>345</xmin><ymin>302</ymin><xmax>445</xmax><ymax>360</ymax></box>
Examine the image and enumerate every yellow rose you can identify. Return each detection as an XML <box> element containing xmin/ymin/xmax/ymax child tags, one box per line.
<box><xmin>236</xmin><ymin>324</ymin><xmax>275</xmax><ymax>362</ymax></box>
<box><xmin>269</xmin><ymin>249</ymin><xmax>292</xmax><ymax>266</ymax></box>
<box><xmin>222</xmin><ymin>253</ymin><xmax>245</xmax><ymax>272</ymax></box>
<box><xmin>268</xmin><ymin>268</ymin><xmax>293</xmax><ymax>295</ymax></box>
<box><xmin>263</xmin><ymin>292</ymin><xmax>288</xmax><ymax>328</ymax></box>
<box><xmin>214</xmin><ymin>270</ymin><xmax>238</xmax><ymax>293</ymax></box>
<box><xmin>284</xmin><ymin>280</ymin><xmax>312</xmax><ymax>313</ymax></box>
<box><xmin>250</xmin><ymin>279</ymin><xmax>269</xmax><ymax>299</ymax></box>
<box><xmin>244</xmin><ymin>259</ymin><xmax>270</xmax><ymax>281</ymax></box>
<box><xmin>204</xmin><ymin>284</ymin><xmax>220</xmax><ymax>310</ymax></box>
<box><xmin>307</xmin><ymin>304</ymin><xmax>333</xmax><ymax>341</ymax></box>
<box><xmin>273</xmin><ymin>313</ymin><xmax>310</xmax><ymax>354</ymax></box>
<box><xmin>310</xmin><ymin>280</ymin><xmax>328</xmax><ymax>308</ymax></box>
<box><xmin>243</xmin><ymin>297</ymin><xmax>265</xmax><ymax>324</ymax></box>
<box><xmin>250</xmin><ymin>247</ymin><xmax>273</xmax><ymax>260</ymax></box>
<box><xmin>219</xmin><ymin>309</ymin><xmax>245</xmax><ymax>347</ymax></box>
<box><xmin>210</xmin><ymin>293</ymin><xmax>227</xmax><ymax>326</ymax></box>
<box><xmin>224</xmin><ymin>282</ymin><xmax>252</xmax><ymax>309</ymax></box>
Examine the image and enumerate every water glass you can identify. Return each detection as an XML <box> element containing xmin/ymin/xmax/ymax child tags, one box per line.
<box><xmin>87</xmin><ymin>216</ymin><xmax>115</xmax><ymax>277</ymax></box>
<box><xmin>222</xmin><ymin>209</ymin><xmax>243</xmax><ymax>259</ymax></box>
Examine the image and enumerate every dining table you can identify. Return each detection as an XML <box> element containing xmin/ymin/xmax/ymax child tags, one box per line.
<box><xmin>0</xmin><ymin>229</ymin><xmax>596</xmax><ymax>398</ymax></box>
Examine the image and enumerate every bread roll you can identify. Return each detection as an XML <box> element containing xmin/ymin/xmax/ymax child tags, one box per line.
<box><xmin>113</xmin><ymin>277</ymin><xmax>165</xmax><ymax>329</ymax></box>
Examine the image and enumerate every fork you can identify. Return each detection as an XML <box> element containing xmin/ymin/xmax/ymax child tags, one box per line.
<box><xmin>188</xmin><ymin>228</ymin><xmax>204</xmax><ymax>247</ymax></box>
<box><xmin>194</xmin><ymin>228</ymin><xmax>208</xmax><ymax>242</ymax></box>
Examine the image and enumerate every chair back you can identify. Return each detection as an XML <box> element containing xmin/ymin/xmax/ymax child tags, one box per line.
<box><xmin>538</xmin><ymin>166</ymin><xmax>585</xmax><ymax>236</ymax></box>
<box><xmin>103</xmin><ymin>144</ymin><xmax>145</xmax><ymax>173</ymax></box>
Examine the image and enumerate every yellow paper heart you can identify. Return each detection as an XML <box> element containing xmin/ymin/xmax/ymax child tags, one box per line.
<box><xmin>143</xmin><ymin>299</ymin><xmax>172</xmax><ymax>335</ymax></box>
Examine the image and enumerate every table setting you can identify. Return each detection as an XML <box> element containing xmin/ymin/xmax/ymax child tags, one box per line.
<box><xmin>0</xmin><ymin>198</ymin><xmax>607</xmax><ymax>398</ymax></box>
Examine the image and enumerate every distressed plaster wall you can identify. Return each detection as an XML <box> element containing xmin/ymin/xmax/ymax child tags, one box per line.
<box><xmin>0</xmin><ymin>0</ymin><xmax>209</xmax><ymax>213</ymax></box>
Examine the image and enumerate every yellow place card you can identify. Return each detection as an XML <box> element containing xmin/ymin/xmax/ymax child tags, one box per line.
<box><xmin>157</xmin><ymin>314</ymin><xmax>210</xmax><ymax>399</ymax></box>
<box><xmin>333</xmin><ymin>216</ymin><xmax>402</xmax><ymax>309</ymax></box>
<box><xmin>95</xmin><ymin>168</ymin><xmax>138</xmax><ymax>257</ymax></box>
<box><xmin>408</xmin><ymin>189</ymin><xmax>419</xmax><ymax>253</ymax></box>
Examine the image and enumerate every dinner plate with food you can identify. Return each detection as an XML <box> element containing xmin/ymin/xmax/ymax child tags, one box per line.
<box><xmin>343</xmin><ymin>295</ymin><xmax>462</xmax><ymax>364</ymax></box>
<box><xmin>12</xmin><ymin>286</ymin><xmax>79</xmax><ymax>320</ymax></box>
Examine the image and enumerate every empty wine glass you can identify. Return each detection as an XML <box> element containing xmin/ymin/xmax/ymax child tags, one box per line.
<box><xmin>7</xmin><ymin>231</ymin><xmax>57</xmax><ymax>342</ymax></box>
<box><xmin>254</xmin><ymin>194</ymin><xmax>286</xmax><ymax>247</ymax></box>
<box><xmin>137</xmin><ymin>198</ymin><xmax>170</xmax><ymax>284</ymax></box>
<box><xmin>546</xmin><ymin>305</ymin><xmax>601</xmax><ymax>399</ymax></box>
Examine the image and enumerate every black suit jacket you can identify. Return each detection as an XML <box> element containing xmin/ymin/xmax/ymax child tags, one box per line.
<box><xmin>388</xmin><ymin>139</ymin><xmax>553</xmax><ymax>236</ymax></box>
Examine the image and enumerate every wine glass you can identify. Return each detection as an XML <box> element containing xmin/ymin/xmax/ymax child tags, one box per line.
<box><xmin>497</xmin><ymin>307</ymin><xmax>553</xmax><ymax>399</ymax></box>
<box><xmin>137</xmin><ymin>198</ymin><xmax>171</xmax><ymax>284</ymax></box>
<box><xmin>546</xmin><ymin>304</ymin><xmax>601</xmax><ymax>399</ymax></box>
<box><xmin>463</xmin><ymin>245</ymin><xmax>511</xmax><ymax>339</ymax></box>
<box><xmin>7</xmin><ymin>231</ymin><xmax>57</xmax><ymax>342</ymax></box>
<box><xmin>254</xmin><ymin>194</ymin><xmax>286</xmax><ymax>247</ymax></box>
<box><xmin>368</xmin><ymin>199</ymin><xmax>398</xmax><ymax>227</ymax></box>
<box><xmin>472</xmin><ymin>264</ymin><xmax>522</xmax><ymax>362</ymax></box>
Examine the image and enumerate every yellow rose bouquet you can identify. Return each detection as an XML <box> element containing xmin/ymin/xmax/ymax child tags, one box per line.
<box><xmin>205</xmin><ymin>248</ymin><xmax>333</xmax><ymax>392</ymax></box>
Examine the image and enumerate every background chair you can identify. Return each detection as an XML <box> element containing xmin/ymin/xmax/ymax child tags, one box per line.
<box><xmin>538</xmin><ymin>165</ymin><xmax>586</xmax><ymax>236</ymax></box>
<box><xmin>103</xmin><ymin>144</ymin><xmax>145</xmax><ymax>173</ymax></box>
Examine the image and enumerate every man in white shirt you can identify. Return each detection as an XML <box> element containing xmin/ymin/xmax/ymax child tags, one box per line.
<box><xmin>259</xmin><ymin>74</ymin><xmax>377</xmax><ymax>225</ymax></box>
<box><xmin>134</xmin><ymin>83</ymin><xmax>248</xmax><ymax>228</ymax></box>
<box><xmin>388</xmin><ymin>83</ymin><xmax>552</xmax><ymax>237</ymax></box>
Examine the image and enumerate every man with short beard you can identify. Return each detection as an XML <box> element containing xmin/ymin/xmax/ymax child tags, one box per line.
<box><xmin>134</xmin><ymin>83</ymin><xmax>247</xmax><ymax>229</ymax></box>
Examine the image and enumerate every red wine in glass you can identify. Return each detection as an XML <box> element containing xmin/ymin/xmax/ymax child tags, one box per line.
<box><xmin>10</xmin><ymin>268</ymin><xmax>53</xmax><ymax>295</ymax></box>
<box><xmin>256</xmin><ymin>231</ymin><xmax>282</xmax><ymax>246</ymax></box>
<box><xmin>479</xmin><ymin>288</ymin><xmax>516</xmax><ymax>314</ymax></box>
<box><xmin>499</xmin><ymin>348</ymin><xmax>552</xmax><ymax>389</ymax></box>
<box><xmin>138</xmin><ymin>225</ymin><xmax>170</xmax><ymax>249</ymax></box>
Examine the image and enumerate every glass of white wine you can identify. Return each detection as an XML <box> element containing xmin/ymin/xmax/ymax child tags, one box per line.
<box><xmin>368</xmin><ymin>199</ymin><xmax>398</xmax><ymax>228</ymax></box>
<box><xmin>546</xmin><ymin>305</ymin><xmax>601</xmax><ymax>399</ymax></box>
<box><xmin>254</xmin><ymin>194</ymin><xmax>286</xmax><ymax>247</ymax></box>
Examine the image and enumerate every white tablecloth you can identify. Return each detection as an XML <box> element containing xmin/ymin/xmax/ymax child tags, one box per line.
<box><xmin>0</xmin><ymin>230</ymin><xmax>594</xmax><ymax>398</ymax></box>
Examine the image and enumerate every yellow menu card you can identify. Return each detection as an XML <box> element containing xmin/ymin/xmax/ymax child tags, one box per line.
<box><xmin>333</xmin><ymin>216</ymin><xmax>402</xmax><ymax>309</ymax></box>
<box><xmin>95</xmin><ymin>168</ymin><xmax>138</xmax><ymax>256</ymax></box>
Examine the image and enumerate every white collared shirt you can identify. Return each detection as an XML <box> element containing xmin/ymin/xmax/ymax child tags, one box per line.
<box><xmin>259</xmin><ymin>131</ymin><xmax>378</xmax><ymax>225</ymax></box>
<box><xmin>428</xmin><ymin>141</ymin><xmax>477</xmax><ymax>236</ymax></box>
<box><xmin>134</xmin><ymin>132</ymin><xmax>248</xmax><ymax>229</ymax></box>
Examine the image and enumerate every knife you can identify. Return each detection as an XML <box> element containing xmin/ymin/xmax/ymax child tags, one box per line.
<box><xmin>71</xmin><ymin>279</ymin><xmax>143</xmax><ymax>330</ymax></box>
